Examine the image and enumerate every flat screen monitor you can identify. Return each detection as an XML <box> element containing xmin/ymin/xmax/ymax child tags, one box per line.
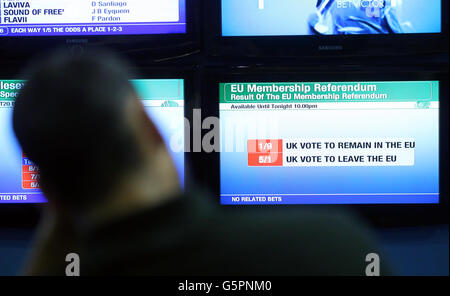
<box><xmin>206</xmin><ymin>0</ymin><xmax>448</xmax><ymax>57</ymax></box>
<box><xmin>219</xmin><ymin>80</ymin><xmax>440</xmax><ymax>205</ymax></box>
<box><xmin>0</xmin><ymin>79</ymin><xmax>185</xmax><ymax>204</ymax></box>
<box><xmin>222</xmin><ymin>0</ymin><xmax>441</xmax><ymax>36</ymax></box>
<box><xmin>0</xmin><ymin>0</ymin><xmax>186</xmax><ymax>37</ymax></box>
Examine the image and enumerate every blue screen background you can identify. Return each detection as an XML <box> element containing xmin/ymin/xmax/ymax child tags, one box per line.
<box><xmin>222</xmin><ymin>0</ymin><xmax>441</xmax><ymax>36</ymax></box>
<box><xmin>220</xmin><ymin>82</ymin><xmax>439</xmax><ymax>205</ymax></box>
<box><xmin>0</xmin><ymin>79</ymin><xmax>185</xmax><ymax>204</ymax></box>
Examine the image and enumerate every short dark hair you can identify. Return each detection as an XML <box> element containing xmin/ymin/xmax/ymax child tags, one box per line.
<box><xmin>13</xmin><ymin>49</ymin><xmax>142</xmax><ymax>208</ymax></box>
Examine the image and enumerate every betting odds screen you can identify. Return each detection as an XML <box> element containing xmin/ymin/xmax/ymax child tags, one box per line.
<box><xmin>0</xmin><ymin>79</ymin><xmax>185</xmax><ymax>204</ymax></box>
<box><xmin>222</xmin><ymin>0</ymin><xmax>441</xmax><ymax>36</ymax></box>
<box><xmin>0</xmin><ymin>0</ymin><xmax>186</xmax><ymax>37</ymax></box>
<box><xmin>219</xmin><ymin>81</ymin><xmax>439</xmax><ymax>205</ymax></box>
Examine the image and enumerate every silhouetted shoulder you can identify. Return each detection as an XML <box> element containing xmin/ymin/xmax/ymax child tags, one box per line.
<box><xmin>80</xmin><ymin>192</ymin><xmax>389</xmax><ymax>276</ymax></box>
<box><xmin>194</xmin><ymin>205</ymin><xmax>383</xmax><ymax>276</ymax></box>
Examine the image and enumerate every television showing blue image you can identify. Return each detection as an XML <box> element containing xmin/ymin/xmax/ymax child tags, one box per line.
<box><xmin>0</xmin><ymin>79</ymin><xmax>185</xmax><ymax>204</ymax></box>
<box><xmin>0</xmin><ymin>0</ymin><xmax>186</xmax><ymax>37</ymax></box>
<box><xmin>219</xmin><ymin>80</ymin><xmax>440</xmax><ymax>205</ymax></box>
<box><xmin>222</xmin><ymin>0</ymin><xmax>442</xmax><ymax>36</ymax></box>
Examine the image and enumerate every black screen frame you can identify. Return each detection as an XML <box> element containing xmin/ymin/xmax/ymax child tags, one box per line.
<box><xmin>0</xmin><ymin>0</ymin><xmax>201</xmax><ymax>67</ymax></box>
<box><xmin>205</xmin><ymin>0</ymin><xmax>449</xmax><ymax>59</ymax></box>
<box><xmin>196</xmin><ymin>65</ymin><xmax>449</xmax><ymax>227</ymax></box>
<box><xmin>0</xmin><ymin>66</ymin><xmax>198</xmax><ymax>228</ymax></box>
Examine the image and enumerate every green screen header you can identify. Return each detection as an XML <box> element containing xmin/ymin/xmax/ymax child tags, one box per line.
<box><xmin>131</xmin><ymin>79</ymin><xmax>184</xmax><ymax>101</ymax></box>
<box><xmin>219</xmin><ymin>81</ymin><xmax>439</xmax><ymax>103</ymax></box>
<box><xmin>0</xmin><ymin>80</ymin><xmax>25</xmax><ymax>101</ymax></box>
<box><xmin>1</xmin><ymin>79</ymin><xmax>184</xmax><ymax>102</ymax></box>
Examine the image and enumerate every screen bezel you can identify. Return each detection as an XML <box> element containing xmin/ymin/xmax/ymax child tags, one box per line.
<box><xmin>0</xmin><ymin>66</ymin><xmax>198</xmax><ymax>228</ymax></box>
<box><xmin>205</xmin><ymin>0</ymin><xmax>449</xmax><ymax>59</ymax></box>
<box><xmin>0</xmin><ymin>0</ymin><xmax>201</xmax><ymax>67</ymax></box>
<box><xmin>196</xmin><ymin>66</ymin><xmax>449</xmax><ymax>227</ymax></box>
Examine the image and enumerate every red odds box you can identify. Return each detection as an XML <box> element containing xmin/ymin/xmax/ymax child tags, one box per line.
<box><xmin>248</xmin><ymin>139</ymin><xmax>283</xmax><ymax>153</ymax></box>
<box><xmin>22</xmin><ymin>180</ymin><xmax>40</xmax><ymax>189</ymax></box>
<box><xmin>248</xmin><ymin>139</ymin><xmax>283</xmax><ymax>167</ymax></box>
<box><xmin>248</xmin><ymin>152</ymin><xmax>283</xmax><ymax>166</ymax></box>
<box><xmin>22</xmin><ymin>164</ymin><xmax>39</xmax><ymax>173</ymax></box>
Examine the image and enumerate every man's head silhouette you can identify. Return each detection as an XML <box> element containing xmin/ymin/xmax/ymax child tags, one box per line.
<box><xmin>13</xmin><ymin>50</ymin><xmax>180</xmax><ymax>216</ymax></box>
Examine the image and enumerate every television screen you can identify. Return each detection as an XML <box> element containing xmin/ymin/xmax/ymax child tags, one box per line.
<box><xmin>222</xmin><ymin>0</ymin><xmax>441</xmax><ymax>36</ymax></box>
<box><xmin>0</xmin><ymin>0</ymin><xmax>186</xmax><ymax>37</ymax></box>
<box><xmin>0</xmin><ymin>79</ymin><xmax>185</xmax><ymax>204</ymax></box>
<box><xmin>219</xmin><ymin>80</ymin><xmax>439</xmax><ymax>205</ymax></box>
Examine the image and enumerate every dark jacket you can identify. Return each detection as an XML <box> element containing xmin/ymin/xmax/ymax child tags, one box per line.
<box><xmin>76</xmin><ymin>192</ymin><xmax>388</xmax><ymax>276</ymax></box>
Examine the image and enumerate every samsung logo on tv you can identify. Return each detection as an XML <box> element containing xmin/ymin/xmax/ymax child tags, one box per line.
<box><xmin>318</xmin><ymin>45</ymin><xmax>344</xmax><ymax>51</ymax></box>
<box><xmin>65</xmin><ymin>39</ymin><xmax>89</xmax><ymax>44</ymax></box>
